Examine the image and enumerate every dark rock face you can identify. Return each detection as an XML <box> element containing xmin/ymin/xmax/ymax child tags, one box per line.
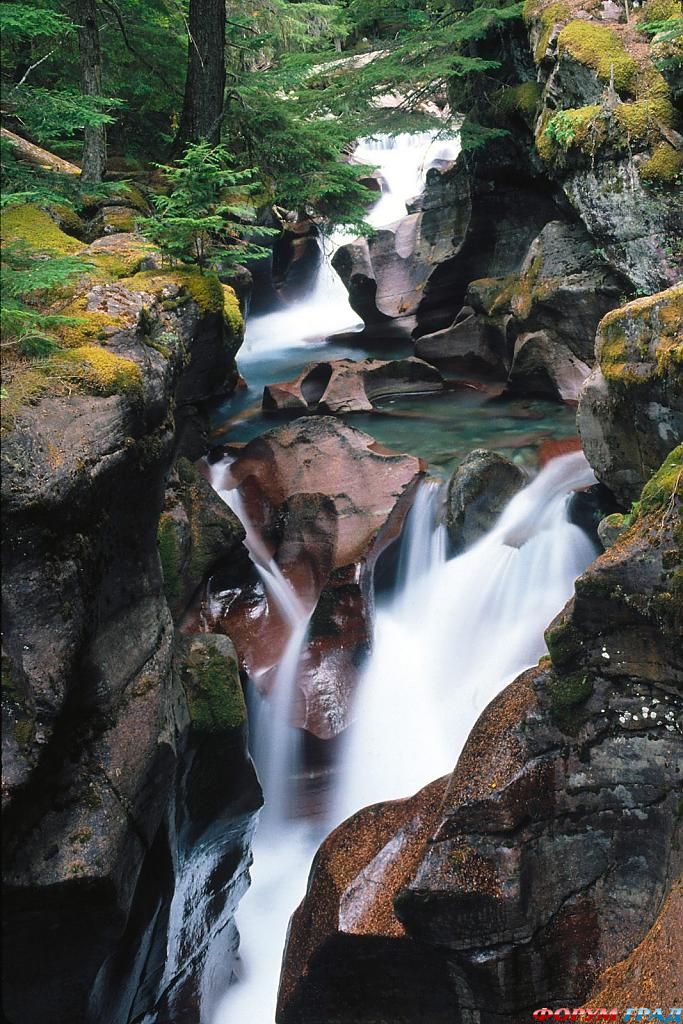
<box><xmin>262</xmin><ymin>357</ymin><xmax>445</xmax><ymax>414</ymax></box>
<box><xmin>158</xmin><ymin>457</ymin><xmax>250</xmax><ymax>621</ymax></box>
<box><xmin>278</xmin><ymin>462</ymin><xmax>682</xmax><ymax>1022</ymax></box>
<box><xmin>577</xmin><ymin>284</ymin><xmax>683</xmax><ymax>505</ymax></box>
<box><xmin>1</xmin><ymin>256</ymin><xmax>256</xmax><ymax>1024</ymax></box>
<box><xmin>414</xmin><ymin>307</ymin><xmax>509</xmax><ymax>378</ymax></box>
<box><xmin>207</xmin><ymin>417</ymin><xmax>425</xmax><ymax>738</ymax></box>
<box><xmin>508</xmin><ymin>330</ymin><xmax>591</xmax><ymax>401</ymax></box>
<box><xmin>446</xmin><ymin>449</ymin><xmax>526</xmax><ymax>552</ymax></box>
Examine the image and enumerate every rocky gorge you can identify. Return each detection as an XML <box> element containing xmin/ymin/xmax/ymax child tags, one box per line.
<box><xmin>1</xmin><ymin>0</ymin><xmax>682</xmax><ymax>1022</ymax></box>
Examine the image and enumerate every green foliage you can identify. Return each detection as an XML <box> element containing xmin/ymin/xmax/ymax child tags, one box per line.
<box><xmin>0</xmin><ymin>239</ymin><xmax>93</xmax><ymax>358</ymax></box>
<box><xmin>544</xmin><ymin>109</ymin><xmax>576</xmax><ymax>149</ymax></box>
<box><xmin>557</xmin><ymin>21</ymin><xmax>639</xmax><ymax>93</ymax></box>
<box><xmin>138</xmin><ymin>142</ymin><xmax>276</xmax><ymax>271</ymax></box>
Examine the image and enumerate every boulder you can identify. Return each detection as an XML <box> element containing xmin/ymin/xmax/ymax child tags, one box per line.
<box><xmin>332</xmin><ymin>158</ymin><xmax>468</xmax><ymax>332</ymax></box>
<box><xmin>508</xmin><ymin>330</ymin><xmax>591</xmax><ymax>400</ymax></box>
<box><xmin>207</xmin><ymin>418</ymin><xmax>425</xmax><ymax>737</ymax></box>
<box><xmin>278</xmin><ymin>778</ymin><xmax>452</xmax><ymax>1024</ymax></box>
<box><xmin>446</xmin><ymin>449</ymin><xmax>526</xmax><ymax>551</ymax></box>
<box><xmin>262</xmin><ymin>357</ymin><xmax>444</xmax><ymax>414</ymax></box>
<box><xmin>577</xmin><ymin>284</ymin><xmax>683</xmax><ymax>505</ymax></box>
<box><xmin>414</xmin><ymin>307</ymin><xmax>509</xmax><ymax>377</ymax></box>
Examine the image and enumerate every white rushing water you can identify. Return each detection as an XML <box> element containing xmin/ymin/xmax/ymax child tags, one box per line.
<box><xmin>334</xmin><ymin>450</ymin><xmax>597</xmax><ymax>821</ymax></box>
<box><xmin>238</xmin><ymin>130</ymin><xmax>460</xmax><ymax>364</ymax></box>
<box><xmin>206</xmin><ymin>130</ymin><xmax>594</xmax><ymax>1024</ymax></box>
<box><xmin>211</xmin><ymin>451</ymin><xmax>597</xmax><ymax>1024</ymax></box>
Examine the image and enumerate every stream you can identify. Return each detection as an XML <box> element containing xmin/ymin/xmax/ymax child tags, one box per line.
<box><xmin>179</xmin><ymin>133</ymin><xmax>597</xmax><ymax>1024</ymax></box>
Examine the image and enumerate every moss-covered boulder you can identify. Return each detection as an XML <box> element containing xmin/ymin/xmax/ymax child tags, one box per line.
<box><xmin>577</xmin><ymin>283</ymin><xmax>683</xmax><ymax>504</ymax></box>
<box><xmin>158</xmin><ymin>458</ymin><xmax>249</xmax><ymax>620</ymax></box>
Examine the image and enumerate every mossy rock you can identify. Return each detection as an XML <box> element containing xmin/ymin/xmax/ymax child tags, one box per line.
<box><xmin>157</xmin><ymin>511</ymin><xmax>184</xmax><ymax>603</ymax></box>
<box><xmin>637</xmin><ymin>0</ymin><xmax>681</xmax><ymax>21</ymax></box>
<box><xmin>546</xmin><ymin>669</ymin><xmax>595</xmax><ymax>734</ymax></box>
<box><xmin>598</xmin><ymin>283</ymin><xmax>683</xmax><ymax>383</ymax></box>
<box><xmin>638</xmin><ymin>444</ymin><xmax>683</xmax><ymax>519</ymax></box>
<box><xmin>181</xmin><ymin>634</ymin><xmax>246</xmax><ymax>733</ymax></box>
<box><xmin>525</xmin><ymin>0</ymin><xmax>571</xmax><ymax>62</ymax></box>
<box><xmin>56</xmin><ymin>345</ymin><xmax>142</xmax><ymax>395</ymax></box>
<box><xmin>557</xmin><ymin>21</ymin><xmax>639</xmax><ymax>93</ymax></box>
<box><xmin>639</xmin><ymin>142</ymin><xmax>683</xmax><ymax>184</ymax></box>
<box><xmin>492</xmin><ymin>82</ymin><xmax>543</xmax><ymax>125</ymax></box>
<box><xmin>222</xmin><ymin>284</ymin><xmax>244</xmax><ymax>337</ymax></box>
<box><xmin>125</xmin><ymin>268</ymin><xmax>226</xmax><ymax>314</ymax></box>
<box><xmin>3</xmin><ymin>205</ymin><xmax>83</xmax><ymax>255</ymax></box>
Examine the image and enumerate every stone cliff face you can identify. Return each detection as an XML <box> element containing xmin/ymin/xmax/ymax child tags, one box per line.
<box><xmin>1</xmin><ymin>220</ymin><xmax>260</xmax><ymax>1024</ymax></box>
<box><xmin>277</xmin><ymin>291</ymin><xmax>682</xmax><ymax>1022</ymax></box>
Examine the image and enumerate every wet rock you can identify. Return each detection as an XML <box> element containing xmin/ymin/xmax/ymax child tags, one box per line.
<box><xmin>332</xmin><ymin>158</ymin><xmax>467</xmax><ymax>332</ymax></box>
<box><xmin>262</xmin><ymin>357</ymin><xmax>444</xmax><ymax>414</ymax></box>
<box><xmin>508</xmin><ymin>330</ymin><xmax>591</xmax><ymax>401</ymax></box>
<box><xmin>207</xmin><ymin>418</ymin><xmax>425</xmax><ymax>737</ymax></box>
<box><xmin>577</xmin><ymin>284</ymin><xmax>683</xmax><ymax>504</ymax></box>
<box><xmin>158</xmin><ymin>458</ymin><xmax>249</xmax><ymax>621</ymax></box>
<box><xmin>1</xmin><ymin>258</ymin><xmax>249</xmax><ymax>1024</ymax></box>
<box><xmin>278</xmin><ymin>778</ymin><xmax>453</xmax><ymax>1024</ymax></box>
<box><xmin>414</xmin><ymin>308</ymin><xmax>509</xmax><ymax>378</ymax></box>
<box><xmin>446</xmin><ymin>449</ymin><xmax>526</xmax><ymax>551</ymax></box>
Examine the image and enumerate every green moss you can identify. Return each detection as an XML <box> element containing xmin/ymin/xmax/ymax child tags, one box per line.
<box><xmin>614</xmin><ymin>97</ymin><xmax>675</xmax><ymax>141</ymax></box>
<box><xmin>157</xmin><ymin>513</ymin><xmax>182</xmax><ymax>601</ymax></box>
<box><xmin>599</xmin><ymin>284</ymin><xmax>683</xmax><ymax>383</ymax></box>
<box><xmin>126</xmin><ymin>268</ymin><xmax>225</xmax><ymax>314</ymax></box>
<box><xmin>51</xmin><ymin>295</ymin><xmax>123</xmax><ymax>348</ymax></box>
<box><xmin>639</xmin><ymin>141</ymin><xmax>683</xmax><ymax>183</ymax></box>
<box><xmin>493</xmin><ymin>82</ymin><xmax>543</xmax><ymax>123</ymax></box>
<box><xmin>222</xmin><ymin>284</ymin><xmax>244</xmax><ymax>335</ymax></box>
<box><xmin>183</xmin><ymin>643</ymin><xmax>246</xmax><ymax>733</ymax></box>
<box><xmin>118</xmin><ymin>183</ymin><xmax>149</xmax><ymax>213</ymax></box>
<box><xmin>548</xmin><ymin>671</ymin><xmax>594</xmax><ymax>709</ymax></box>
<box><xmin>50</xmin><ymin>203</ymin><xmax>86</xmax><ymax>239</ymax></box>
<box><xmin>527</xmin><ymin>1</ymin><xmax>570</xmax><ymax>62</ymax></box>
<box><xmin>558</xmin><ymin>21</ymin><xmax>639</xmax><ymax>92</ymax></box>
<box><xmin>101</xmin><ymin>207</ymin><xmax>138</xmax><ymax>232</ymax></box>
<box><xmin>637</xmin><ymin>0</ymin><xmax>680</xmax><ymax>21</ymax></box>
<box><xmin>56</xmin><ymin>345</ymin><xmax>142</xmax><ymax>395</ymax></box>
<box><xmin>539</xmin><ymin>104</ymin><xmax>605</xmax><ymax>162</ymax></box>
<box><xmin>638</xmin><ymin>445</ymin><xmax>683</xmax><ymax>518</ymax></box>
<box><xmin>3</xmin><ymin>205</ymin><xmax>83</xmax><ymax>255</ymax></box>
<box><xmin>545</xmin><ymin>621</ymin><xmax>583</xmax><ymax>671</ymax></box>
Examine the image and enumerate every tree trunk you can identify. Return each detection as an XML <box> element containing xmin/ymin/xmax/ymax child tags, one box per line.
<box><xmin>175</xmin><ymin>0</ymin><xmax>226</xmax><ymax>151</ymax></box>
<box><xmin>77</xmin><ymin>0</ymin><xmax>106</xmax><ymax>183</ymax></box>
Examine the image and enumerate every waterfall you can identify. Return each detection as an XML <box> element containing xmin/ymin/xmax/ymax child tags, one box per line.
<box><xmin>212</xmin><ymin>450</ymin><xmax>597</xmax><ymax>1024</ymax></box>
<box><xmin>333</xmin><ymin>449</ymin><xmax>597</xmax><ymax>821</ymax></box>
<box><xmin>354</xmin><ymin>131</ymin><xmax>461</xmax><ymax>228</ymax></box>
<box><xmin>212</xmin><ymin>466</ymin><xmax>312</xmax><ymax>829</ymax></box>
<box><xmin>238</xmin><ymin>129</ymin><xmax>459</xmax><ymax>364</ymax></box>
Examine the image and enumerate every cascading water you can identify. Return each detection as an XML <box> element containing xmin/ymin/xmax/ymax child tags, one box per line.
<box><xmin>334</xmin><ymin>450</ymin><xmax>597</xmax><ymax>821</ymax></box>
<box><xmin>206</xmin><ymin>132</ymin><xmax>594</xmax><ymax>1024</ymax></box>
<box><xmin>211</xmin><ymin>451</ymin><xmax>597</xmax><ymax>1024</ymax></box>
<box><xmin>238</xmin><ymin>130</ymin><xmax>460</xmax><ymax>364</ymax></box>
<box><xmin>212</xmin><ymin>467</ymin><xmax>312</xmax><ymax>829</ymax></box>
